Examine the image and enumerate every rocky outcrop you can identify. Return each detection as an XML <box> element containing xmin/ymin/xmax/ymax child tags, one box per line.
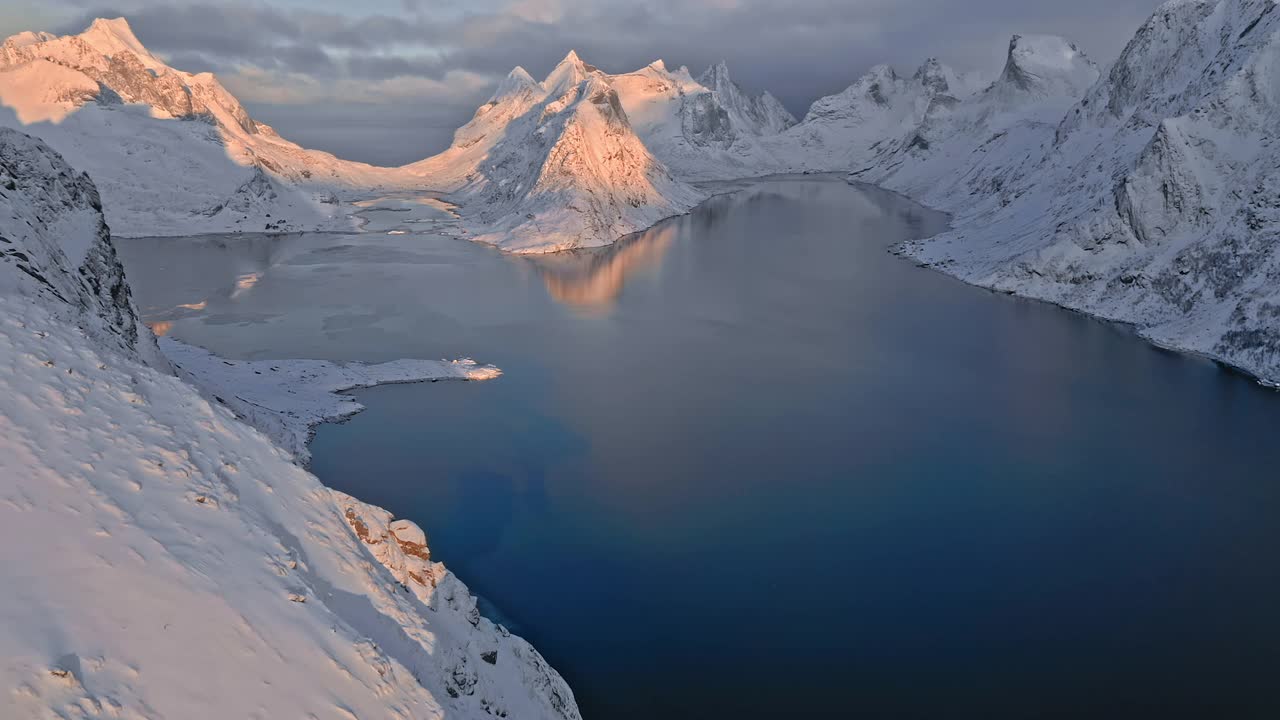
<box><xmin>335</xmin><ymin>494</ymin><xmax>581</xmax><ymax>719</ymax></box>
<box><xmin>0</xmin><ymin>127</ymin><xmax>161</xmax><ymax>366</ymax></box>
<box><xmin>696</xmin><ymin>61</ymin><xmax>797</xmax><ymax>136</ymax></box>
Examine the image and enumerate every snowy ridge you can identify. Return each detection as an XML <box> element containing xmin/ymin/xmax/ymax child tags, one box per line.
<box><xmin>605</xmin><ymin>59</ymin><xmax>797</xmax><ymax>180</ymax></box>
<box><xmin>894</xmin><ymin>0</ymin><xmax>1280</xmax><ymax>384</ymax></box>
<box><xmin>0</xmin><ymin>18</ymin><xmax>403</xmax><ymax>237</ymax></box>
<box><xmin>859</xmin><ymin>34</ymin><xmax>1099</xmax><ymax>199</ymax></box>
<box><xmin>0</xmin><ymin>128</ymin><xmax>580</xmax><ymax>718</ymax></box>
<box><xmin>409</xmin><ymin>51</ymin><xmax>704</xmax><ymax>253</ymax></box>
<box><xmin>776</xmin><ymin>57</ymin><xmax>988</xmax><ymax>174</ymax></box>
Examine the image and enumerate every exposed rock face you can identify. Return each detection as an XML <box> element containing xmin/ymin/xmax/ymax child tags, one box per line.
<box><xmin>896</xmin><ymin>0</ymin><xmax>1280</xmax><ymax>383</ymax></box>
<box><xmin>409</xmin><ymin>51</ymin><xmax>703</xmax><ymax>253</ymax></box>
<box><xmin>696</xmin><ymin>61</ymin><xmax>797</xmax><ymax>136</ymax></box>
<box><xmin>0</xmin><ymin>127</ymin><xmax>161</xmax><ymax>366</ymax></box>
<box><xmin>335</xmin><ymin>494</ymin><xmax>581</xmax><ymax>719</ymax></box>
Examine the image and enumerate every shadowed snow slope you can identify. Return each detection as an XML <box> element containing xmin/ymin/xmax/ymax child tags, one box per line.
<box><xmin>407</xmin><ymin>51</ymin><xmax>704</xmax><ymax>253</ymax></box>
<box><xmin>0</xmin><ymin>18</ymin><xmax>404</xmax><ymax>236</ymax></box>
<box><xmin>0</xmin><ymin>128</ymin><xmax>580</xmax><ymax>719</ymax></box>
<box><xmin>774</xmin><ymin>57</ymin><xmax>989</xmax><ymax>173</ymax></box>
<box><xmin>895</xmin><ymin>0</ymin><xmax>1280</xmax><ymax>384</ymax></box>
<box><xmin>859</xmin><ymin>34</ymin><xmax>1099</xmax><ymax>198</ymax></box>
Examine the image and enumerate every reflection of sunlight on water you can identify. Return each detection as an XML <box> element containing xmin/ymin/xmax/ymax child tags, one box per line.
<box><xmin>231</xmin><ymin>272</ymin><xmax>260</xmax><ymax>298</ymax></box>
<box><xmin>526</xmin><ymin>225</ymin><xmax>676</xmax><ymax>313</ymax></box>
<box><xmin>148</xmin><ymin>320</ymin><xmax>172</xmax><ymax>337</ymax></box>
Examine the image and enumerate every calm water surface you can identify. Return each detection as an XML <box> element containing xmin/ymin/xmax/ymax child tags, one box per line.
<box><xmin>119</xmin><ymin>178</ymin><xmax>1280</xmax><ymax>718</ymax></box>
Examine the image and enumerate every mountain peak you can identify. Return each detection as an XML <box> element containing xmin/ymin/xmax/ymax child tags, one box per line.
<box><xmin>543</xmin><ymin>49</ymin><xmax>598</xmax><ymax>95</ymax></box>
<box><xmin>77</xmin><ymin>16</ymin><xmax>164</xmax><ymax>70</ymax></box>
<box><xmin>88</xmin><ymin>17</ymin><xmax>135</xmax><ymax>35</ymax></box>
<box><xmin>492</xmin><ymin>65</ymin><xmax>538</xmax><ymax>102</ymax></box>
<box><xmin>997</xmin><ymin>33</ymin><xmax>1098</xmax><ymax>97</ymax></box>
<box><xmin>913</xmin><ymin>57</ymin><xmax>951</xmax><ymax>94</ymax></box>
<box><xmin>699</xmin><ymin>60</ymin><xmax>732</xmax><ymax>88</ymax></box>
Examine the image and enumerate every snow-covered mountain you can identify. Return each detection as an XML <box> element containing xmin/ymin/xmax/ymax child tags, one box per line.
<box><xmin>0</xmin><ymin>127</ymin><xmax>580</xmax><ymax>719</ymax></box>
<box><xmin>0</xmin><ymin>18</ymin><xmax>400</xmax><ymax>236</ymax></box>
<box><xmin>408</xmin><ymin>51</ymin><xmax>703</xmax><ymax>253</ymax></box>
<box><xmin>778</xmin><ymin>57</ymin><xmax>989</xmax><ymax>173</ymax></box>
<box><xmin>860</xmin><ymin>34</ymin><xmax>1099</xmax><ymax>198</ymax></box>
<box><xmin>896</xmin><ymin>0</ymin><xmax>1280</xmax><ymax>383</ymax></box>
<box><xmin>607</xmin><ymin>59</ymin><xmax>796</xmax><ymax>180</ymax></box>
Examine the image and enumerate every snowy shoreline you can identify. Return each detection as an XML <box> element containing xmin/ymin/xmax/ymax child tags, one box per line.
<box><xmin>893</xmin><ymin>237</ymin><xmax>1280</xmax><ymax>390</ymax></box>
<box><xmin>841</xmin><ymin>175</ymin><xmax>1280</xmax><ymax>393</ymax></box>
<box><xmin>160</xmin><ymin>337</ymin><xmax>502</xmax><ymax>465</ymax></box>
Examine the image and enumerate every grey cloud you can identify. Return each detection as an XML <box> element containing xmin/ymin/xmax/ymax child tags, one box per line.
<box><xmin>31</xmin><ymin>0</ymin><xmax>1166</xmax><ymax>164</ymax></box>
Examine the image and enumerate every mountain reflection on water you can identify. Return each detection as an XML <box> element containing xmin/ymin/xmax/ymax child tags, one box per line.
<box><xmin>524</xmin><ymin>225</ymin><xmax>676</xmax><ymax>311</ymax></box>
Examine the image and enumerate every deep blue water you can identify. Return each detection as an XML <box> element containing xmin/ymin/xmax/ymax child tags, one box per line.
<box><xmin>121</xmin><ymin>178</ymin><xmax>1280</xmax><ymax>719</ymax></box>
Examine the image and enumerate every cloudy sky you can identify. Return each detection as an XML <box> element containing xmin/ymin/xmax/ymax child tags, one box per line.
<box><xmin>3</xmin><ymin>0</ymin><xmax>1164</xmax><ymax>165</ymax></box>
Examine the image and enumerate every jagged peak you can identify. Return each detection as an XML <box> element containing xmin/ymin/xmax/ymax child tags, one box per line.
<box><xmin>703</xmin><ymin>60</ymin><xmax>731</xmax><ymax>79</ymax></box>
<box><xmin>913</xmin><ymin>57</ymin><xmax>952</xmax><ymax>94</ymax></box>
<box><xmin>491</xmin><ymin>65</ymin><xmax>538</xmax><ymax>102</ymax></box>
<box><xmin>865</xmin><ymin>64</ymin><xmax>899</xmax><ymax>82</ymax></box>
<box><xmin>648</xmin><ymin>59</ymin><xmax>667</xmax><ymax>72</ymax></box>
<box><xmin>80</xmin><ymin>18</ymin><xmax>152</xmax><ymax>56</ymax></box>
<box><xmin>697</xmin><ymin>60</ymin><xmax>734</xmax><ymax>91</ymax></box>
<box><xmin>56</xmin><ymin>16</ymin><xmax>168</xmax><ymax>73</ymax></box>
<box><xmin>543</xmin><ymin>49</ymin><xmax>598</xmax><ymax>95</ymax></box>
<box><xmin>87</xmin><ymin>17</ymin><xmax>136</xmax><ymax>36</ymax></box>
<box><xmin>996</xmin><ymin>33</ymin><xmax>1098</xmax><ymax>97</ymax></box>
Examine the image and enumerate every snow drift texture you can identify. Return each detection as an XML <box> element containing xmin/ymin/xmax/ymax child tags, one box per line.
<box><xmin>0</xmin><ymin>127</ymin><xmax>580</xmax><ymax>719</ymax></box>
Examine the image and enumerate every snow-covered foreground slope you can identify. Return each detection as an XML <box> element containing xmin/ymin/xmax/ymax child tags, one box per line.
<box><xmin>0</xmin><ymin>19</ymin><xmax>403</xmax><ymax>237</ymax></box>
<box><xmin>407</xmin><ymin>52</ymin><xmax>704</xmax><ymax>253</ymax></box>
<box><xmin>0</xmin><ymin>129</ymin><xmax>580</xmax><ymax>718</ymax></box>
<box><xmin>894</xmin><ymin>0</ymin><xmax>1280</xmax><ymax>384</ymax></box>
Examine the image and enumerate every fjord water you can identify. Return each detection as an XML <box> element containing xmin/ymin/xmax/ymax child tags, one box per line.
<box><xmin>119</xmin><ymin>178</ymin><xmax>1280</xmax><ymax>718</ymax></box>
